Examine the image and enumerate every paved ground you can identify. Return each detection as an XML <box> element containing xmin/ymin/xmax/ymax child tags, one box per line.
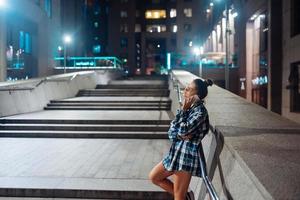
<box><xmin>2</xmin><ymin>110</ymin><xmax>173</xmax><ymax>121</ymax></box>
<box><xmin>172</xmin><ymin>70</ymin><xmax>300</xmax><ymax>199</ymax></box>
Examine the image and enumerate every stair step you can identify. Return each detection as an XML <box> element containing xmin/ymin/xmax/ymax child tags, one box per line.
<box><xmin>50</xmin><ymin>99</ymin><xmax>171</xmax><ymax>103</ymax></box>
<box><xmin>0</xmin><ymin>124</ymin><xmax>170</xmax><ymax>132</ymax></box>
<box><xmin>44</xmin><ymin>106</ymin><xmax>170</xmax><ymax>110</ymax></box>
<box><xmin>0</xmin><ymin>119</ymin><xmax>171</xmax><ymax>125</ymax></box>
<box><xmin>77</xmin><ymin>93</ymin><xmax>169</xmax><ymax>97</ymax></box>
<box><xmin>47</xmin><ymin>103</ymin><xmax>170</xmax><ymax>106</ymax></box>
<box><xmin>96</xmin><ymin>84</ymin><xmax>168</xmax><ymax>89</ymax></box>
<box><xmin>0</xmin><ymin>130</ymin><xmax>168</xmax><ymax>139</ymax></box>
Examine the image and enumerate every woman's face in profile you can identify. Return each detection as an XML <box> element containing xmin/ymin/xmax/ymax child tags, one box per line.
<box><xmin>183</xmin><ymin>81</ymin><xmax>197</xmax><ymax>99</ymax></box>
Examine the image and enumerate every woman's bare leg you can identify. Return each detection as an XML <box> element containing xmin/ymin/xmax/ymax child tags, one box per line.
<box><xmin>173</xmin><ymin>170</ymin><xmax>192</xmax><ymax>200</ymax></box>
<box><xmin>148</xmin><ymin>161</ymin><xmax>174</xmax><ymax>195</ymax></box>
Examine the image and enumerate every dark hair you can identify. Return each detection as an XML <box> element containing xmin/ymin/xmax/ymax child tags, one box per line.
<box><xmin>193</xmin><ymin>79</ymin><xmax>213</xmax><ymax>99</ymax></box>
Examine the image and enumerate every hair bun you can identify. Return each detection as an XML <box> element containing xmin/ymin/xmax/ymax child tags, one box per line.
<box><xmin>205</xmin><ymin>79</ymin><xmax>213</xmax><ymax>87</ymax></box>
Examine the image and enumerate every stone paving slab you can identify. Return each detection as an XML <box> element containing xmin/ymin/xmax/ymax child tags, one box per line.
<box><xmin>1</xmin><ymin>110</ymin><xmax>173</xmax><ymax>121</ymax></box>
<box><xmin>0</xmin><ymin>138</ymin><xmax>172</xmax><ymax>199</ymax></box>
<box><xmin>223</xmin><ymin>132</ymin><xmax>300</xmax><ymax>200</ymax></box>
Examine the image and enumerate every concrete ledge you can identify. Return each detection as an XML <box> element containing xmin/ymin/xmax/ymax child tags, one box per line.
<box><xmin>171</xmin><ymin>70</ymin><xmax>300</xmax><ymax>200</ymax></box>
<box><xmin>0</xmin><ymin>70</ymin><xmax>123</xmax><ymax>117</ymax></box>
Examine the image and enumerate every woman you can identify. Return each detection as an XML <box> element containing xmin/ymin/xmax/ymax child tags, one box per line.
<box><xmin>149</xmin><ymin>78</ymin><xmax>213</xmax><ymax>200</ymax></box>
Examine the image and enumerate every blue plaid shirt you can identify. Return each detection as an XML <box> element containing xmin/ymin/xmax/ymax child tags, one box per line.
<box><xmin>162</xmin><ymin>100</ymin><xmax>209</xmax><ymax>177</ymax></box>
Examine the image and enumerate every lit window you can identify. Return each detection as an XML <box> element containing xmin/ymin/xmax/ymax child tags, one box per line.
<box><xmin>170</xmin><ymin>9</ymin><xmax>177</xmax><ymax>18</ymax></box>
<box><xmin>184</xmin><ymin>39</ymin><xmax>192</xmax><ymax>47</ymax></box>
<box><xmin>93</xmin><ymin>45</ymin><xmax>101</xmax><ymax>54</ymax></box>
<box><xmin>172</xmin><ymin>25</ymin><xmax>178</xmax><ymax>33</ymax></box>
<box><xmin>94</xmin><ymin>22</ymin><xmax>99</xmax><ymax>28</ymax></box>
<box><xmin>145</xmin><ymin>10</ymin><xmax>166</xmax><ymax>19</ymax></box>
<box><xmin>146</xmin><ymin>25</ymin><xmax>166</xmax><ymax>33</ymax></box>
<box><xmin>25</xmin><ymin>33</ymin><xmax>32</xmax><ymax>53</ymax></box>
<box><xmin>121</xmin><ymin>11</ymin><xmax>128</xmax><ymax>18</ymax></box>
<box><xmin>120</xmin><ymin>24</ymin><xmax>128</xmax><ymax>33</ymax></box>
<box><xmin>135</xmin><ymin>24</ymin><xmax>141</xmax><ymax>32</ymax></box>
<box><xmin>183</xmin><ymin>8</ymin><xmax>192</xmax><ymax>17</ymax></box>
<box><xmin>44</xmin><ymin>0</ymin><xmax>52</xmax><ymax>18</ymax></box>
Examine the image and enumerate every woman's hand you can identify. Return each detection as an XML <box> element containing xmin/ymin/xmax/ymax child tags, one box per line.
<box><xmin>180</xmin><ymin>134</ymin><xmax>193</xmax><ymax>140</ymax></box>
<box><xmin>182</xmin><ymin>95</ymin><xmax>199</xmax><ymax>111</ymax></box>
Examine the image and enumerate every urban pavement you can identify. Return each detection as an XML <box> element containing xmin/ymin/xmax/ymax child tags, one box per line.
<box><xmin>0</xmin><ymin>77</ymin><xmax>174</xmax><ymax>199</ymax></box>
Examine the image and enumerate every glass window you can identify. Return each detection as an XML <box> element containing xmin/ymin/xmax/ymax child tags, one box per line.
<box><xmin>183</xmin><ymin>8</ymin><xmax>192</xmax><ymax>17</ymax></box>
<box><xmin>145</xmin><ymin>10</ymin><xmax>167</xmax><ymax>19</ymax></box>
<box><xmin>291</xmin><ymin>0</ymin><xmax>300</xmax><ymax>36</ymax></box>
<box><xmin>170</xmin><ymin>9</ymin><xmax>176</xmax><ymax>18</ymax></box>
<box><xmin>289</xmin><ymin>62</ymin><xmax>300</xmax><ymax>112</ymax></box>
<box><xmin>120</xmin><ymin>38</ymin><xmax>128</xmax><ymax>47</ymax></box>
<box><xmin>172</xmin><ymin>25</ymin><xmax>177</xmax><ymax>33</ymax></box>
<box><xmin>44</xmin><ymin>0</ymin><xmax>52</xmax><ymax>18</ymax></box>
<box><xmin>184</xmin><ymin>24</ymin><xmax>192</xmax><ymax>32</ymax></box>
<box><xmin>146</xmin><ymin>25</ymin><xmax>167</xmax><ymax>33</ymax></box>
<box><xmin>93</xmin><ymin>45</ymin><xmax>101</xmax><ymax>54</ymax></box>
<box><xmin>135</xmin><ymin>24</ymin><xmax>141</xmax><ymax>32</ymax></box>
<box><xmin>19</xmin><ymin>31</ymin><xmax>25</xmax><ymax>49</ymax></box>
<box><xmin>25</xmin><ymin>33</ymin><xmax>32</xmax><ymax>54</ymax></box>
<box><xmin>120</xmin><ymin>24</ymin><xmax>128</xmax><ymax>33</ymax></box>
<box><xmin>121</xmin><ymin>11</ymin><xmax>128</xmax><ymax>18</ymax></box>
<box><xmin>184</xmin><ymin>38</ymin><xmax>192</xmax><ymax>47</ymax></box>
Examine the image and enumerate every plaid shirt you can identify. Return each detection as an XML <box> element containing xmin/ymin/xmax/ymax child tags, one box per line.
<box><xmin>162</xmin><ymin>100</ymin><xmax>209</xmax><ymax>177</ymax></box>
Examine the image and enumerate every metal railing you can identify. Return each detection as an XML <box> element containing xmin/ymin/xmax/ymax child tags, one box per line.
<box><xmin>172</xmin><ymin>76</ymin><xmax>219</xmax><ymax>200</ymax></box>
<box><xmin>0</xmin><ymin>71</ymin><xmax>94</xmax><ymax>93</ymax></box>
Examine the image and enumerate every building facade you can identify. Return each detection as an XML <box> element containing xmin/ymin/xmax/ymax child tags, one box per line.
<box><xmin>200</xmin><ymin>0</ymin><xmax>300</xmax><ymax>123</ymax></box>
<box><xmin>0</xmin><ymin>0</ymin><xmax>61</xmax><ymax>81</ymax></box>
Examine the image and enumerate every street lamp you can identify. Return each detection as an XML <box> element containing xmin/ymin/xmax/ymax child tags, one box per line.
<box><xmin>0</xmin><ymin>0</ymin><xmax>7</xmax><ymax>8</ymax></box>
<box><xmin>193</xmin><ymin>46</ymin><xmax>204</xmax><ymax>78</ymax></box>
<box><xmin>63</xmin><ymin>34</ymin><xmax>72</xmax><ymax>74</ymax></box>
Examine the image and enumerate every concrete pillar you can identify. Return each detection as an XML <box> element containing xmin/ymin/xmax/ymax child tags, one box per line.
<box><xmin>0</xmin><ymin>13</ymin><xmax>7</xmax><ymax>82</ymax></box>
<box><xmin>268</xmin><ymin>0</ymin><xmax>283</xmax><ymax>114</ymax></box>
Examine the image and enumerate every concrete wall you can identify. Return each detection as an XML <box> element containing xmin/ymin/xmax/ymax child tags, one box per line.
<box><xmin>0</xmin><ymin>69</ymin><xmax>123</xmax><ymax>117</ymax></box>
<box><xmin>170</xmin><ymin>70</ymin><xmax>300</xmax><ymax>200</ymax></box>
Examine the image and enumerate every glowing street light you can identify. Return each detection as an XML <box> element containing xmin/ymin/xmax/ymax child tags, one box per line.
<box><xmin>193</xmin><ymin>46</ymin><xmax>204</xmax><ymax>78</ymax></box>
<box><xmin>0</xmin><ymin>0</ymin><xmax>7</xmax><ymax>8</ymax></box>
<box><xmin>63</xmin><ymin>34</ymin><xmax>72</xmax><ymax>73</ymax></box>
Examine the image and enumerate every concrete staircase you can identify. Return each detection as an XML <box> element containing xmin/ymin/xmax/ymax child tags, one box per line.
<box><xmin>0</xmin><ymin>76</ymin><xmax>173</xmax><ymax>199</ymax></box>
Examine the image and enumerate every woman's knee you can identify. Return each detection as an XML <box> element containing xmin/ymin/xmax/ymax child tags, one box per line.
<box><xmin>148</xmin><ymin>169</ymin><xmax>160</xmax><ymax>184</ymax></box>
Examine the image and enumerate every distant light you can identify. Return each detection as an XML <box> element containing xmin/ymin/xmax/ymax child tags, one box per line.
<box><xmin>232</xmin><ymin>12</ymin><xmax>238</xmax><ymax>18</ymax></box>
<box><xmin>157</xmin><ymin>26</ymin><xmax>161</xmax><ymax>33</ymax></box>
<box><xmin>210</xmin><ymin>2</ymin><xmax>214</xmax><ymax>6</ymax></box>
<box><xmin>259</xmin><ymin>14</ymin><xmax>266</xmax><ymax>19</ymax></box>
<box><xmin>193</xmin><ymin>47</ymin><xmax>200</xmax><ymax>56</ymax></box>
<box><xmin>157</xmin><ymin>44</ymin><xmax>160</xmax><ymax>48</ymax></box>
<box><xmin>0</xmin><ymin>0</ymin><xmax>7</xmax><ymax>8</ymax></box>
<box><xmin>206</xmin><ymin>9</ymin><xmax>211</xmax><ymax>13</ymax></box>
<box><xmin>250</xmin><ymin>14</ymin><xmax>257</xmax><ymax>21</ymax></box>
<box><xmin>58</xmin><ymin>46</ymin><xmax>63</xmax><ymax>51</ymax></box>
<box><xmin>172</xmin><ymin>25</ymin><xmax>177</xmax><ymax>33</ymax></box>
<box><xmin>200</xmin><ymin>46</ymin><xmax>204</xmax><ymax>55</ymax></box>
<box><xmin>167</xmin><ymin>53</ymin><xmax>171</xmax><ymax>70</ymax></box>
<box><xmin>189</xmin><ymin>41</ymin><xmax>193</xmax><ymax>47</ymax></box>
<box><xmin>63</xmin><ymin>35</ymin><xmax>72</xmax><ymax>44</ymax></box>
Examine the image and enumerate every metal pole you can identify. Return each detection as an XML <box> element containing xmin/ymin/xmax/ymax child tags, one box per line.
<box><xmin>199</xmin><ymin>56</ymin><xmax>203</xmax><ymax>78</ymax></box>
<box><xmin>0</xmin><ymin>12</ymin><xmax>7</xmax><ymax>81</ymax></box>
<box><xmin>64</xmin><ymin>44</ymin><xmax>66</xmax><ymax>74</ymax></box>
<box><xmin>225</xmin><ymin>2</ymin><xmax>230</xmax><ymax>90</ymax></box>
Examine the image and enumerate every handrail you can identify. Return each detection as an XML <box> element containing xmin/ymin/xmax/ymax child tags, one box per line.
<box><xmin>0</xmin><ymin>87</ymin><xmax>34</xmax><ymax>92</ymax></box>
<box><xmin>172</xmin><ymin>74</ymin><xmax>219</xmax><ymax>200</ymax></box>
<box><xmin>35</xmin><ymin>73</ymin><xmax>79</xmax><ymax>88</ymax></box>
